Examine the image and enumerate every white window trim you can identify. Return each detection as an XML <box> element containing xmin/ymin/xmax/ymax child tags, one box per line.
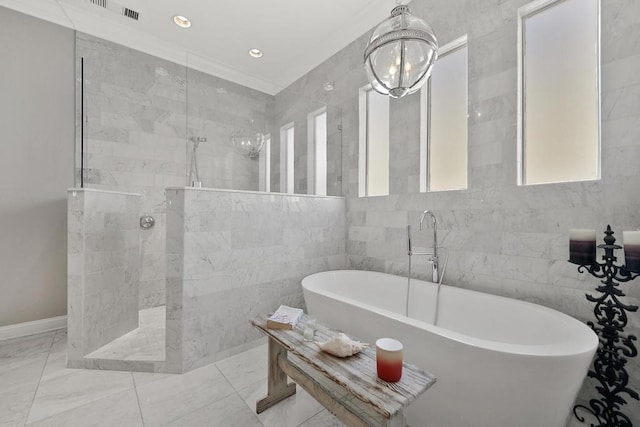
<box><xmin>307</xmin><ymin>106</ymin><xmax>327</xmax><ymax>195</ymax></box>
<box><xmin>358</xmin><ymin>85</ymin><xmax>369</xmax><ymax>197</ymax></box>
<box><xmin>420</xmin><ymin>34</ymin><xmax>468</xmax><ymax>193</ymax></box>
<box><xmin>279</xmin><ymin>123</ymin><xmax>294</xmax><ymax>193</ymax></box>
<box><xmin>259</xmin><ymin>134</ymin><xmax>271</xmax><ymax>192</ymax></box>
<box><xmin>517</xmin><ymin>0</ymin><xmax>601</xmax><ymax>186</ymax></box>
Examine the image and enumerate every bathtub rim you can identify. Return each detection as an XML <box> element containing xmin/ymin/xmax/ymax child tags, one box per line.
<box><xmin>302</xmin><ymin>270</ymin><xmax>598</xmax><ymax>358</ymax></box>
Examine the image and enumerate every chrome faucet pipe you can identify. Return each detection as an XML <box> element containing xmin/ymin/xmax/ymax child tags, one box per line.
<box><xmin>419</xmin><ymin>210</ymin><xmax>439</xmax><ymax>283</ymax></box>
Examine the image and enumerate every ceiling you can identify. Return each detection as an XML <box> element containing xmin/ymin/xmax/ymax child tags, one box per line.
<box><xmin>0</xmin><ymin>0</ymin><xmax>396</xmax><ymax>94</ymax></box>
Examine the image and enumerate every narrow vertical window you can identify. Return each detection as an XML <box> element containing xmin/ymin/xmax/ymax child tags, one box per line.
<box><xmin>518</xmin><ymin>0</ymin><xmax>600</xmax><ymax>185</ymax></box>
<box><xmin>421</xmin><ymin>36</ymin><xmax>468</xmax><ymax>192</ymax></box>
<box><xmin>359</xmin><ymin>86</ymin><xmax>389</xmax><ymax>197</ymax></box>
<box><xmin>307</xmin><ymin>107</ymin><xmax>327</xmax><ymax>196</ymax></box>
<box><xmin>259</xmin><ymin>134</ymin><xmax>271</xmax><ymax>192</ymax></box>
<box><xmin>280</xmin><ymin>123</ymin><xmax>294</xmax><ymax>193</ymax></box>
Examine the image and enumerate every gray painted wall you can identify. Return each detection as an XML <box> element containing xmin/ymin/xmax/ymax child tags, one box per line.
<box><xmin>0</xmin><ymin>7</ymin><xmax>74</xmax><ymax>327</ymax></box>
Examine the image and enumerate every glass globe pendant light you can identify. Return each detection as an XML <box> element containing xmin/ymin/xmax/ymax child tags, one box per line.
<box><xmin>231</xmin><ymin>132</ymin><xmax>265</xmax><ymax>159</ymax></box>
<box><xmin>364</xmin><ymin>4</ymin><xmax>438</xmax><ymax>98</ymax></box>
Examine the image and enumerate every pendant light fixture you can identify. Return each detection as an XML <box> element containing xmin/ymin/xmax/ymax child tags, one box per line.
<box><xmin>231</xmin><ymin>132</ymin><xmax>265</xmax><ymax>159</ymax></box>
<box><xmin>364</xmin><ymin>4</ymin><xmax>438</xmax><ymax>98</ymax></box>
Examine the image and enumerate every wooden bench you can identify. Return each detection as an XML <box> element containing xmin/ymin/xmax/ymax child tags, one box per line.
<box><xmin>250</xmin><ymin>315</ymin><xmax>436</xmax><ymax>427</ymax></box>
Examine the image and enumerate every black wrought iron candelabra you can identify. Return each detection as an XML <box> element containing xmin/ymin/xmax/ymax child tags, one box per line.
<box><xmin>572</xmin><ymin>226</ymin><xmax>639</xmax><ymax>427</ymax></box>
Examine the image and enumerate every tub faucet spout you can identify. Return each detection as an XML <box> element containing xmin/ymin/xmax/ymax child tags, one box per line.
<box><xmin>419</xmin><ymin>210</ymin><xmax>439</xmax><ymax>283</ymax></box>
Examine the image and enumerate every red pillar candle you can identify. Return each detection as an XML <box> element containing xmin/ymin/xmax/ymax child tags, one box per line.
<box><xmin>376</xmin><ymin>338</ymin><xmax>403</xmax><ymax>382</ymax></box>
<box><xmin>569</xmin><ymin>229</ymin><xmax>596</xmax><ymax>265</ymax></box>
<box><xmin>623</xmin><ymin>231</ymin><xmax>640</xmax><ymax>273</ymax></box>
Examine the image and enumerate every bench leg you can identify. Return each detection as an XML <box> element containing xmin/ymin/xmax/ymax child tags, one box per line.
<box><xmin>384</xmin><ymin>411</ymin><xmax>406</xmax><ymax>427</ymax></box>
<box><xmin>256</xmin><ymin>337</ymin><xmax>296</xmax><ymax>413</ymax></box>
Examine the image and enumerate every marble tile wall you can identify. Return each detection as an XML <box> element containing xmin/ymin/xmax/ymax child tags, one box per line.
<box><xmin>67</xmin><ymin>189</ymin><xmax>140</xmax><ymax>365</ymax></box>
<box><xmin>186</xmin><ymin>66</ymin><xmax>274</xmax><ymax>192</ymax></box>
<box><xmin>275</xmin><ymin>0</ymin><xmax>640</xmax><ymax>422</ymax></box>
<box><xmin>76</xmin><ymin>34</ymin><xmax>274</xmax><ymax>310</ymax></box>
<box><xmin>165</xmin><ymin>188</ymin><xmax>346</xmax><ymax>373</ymax></box>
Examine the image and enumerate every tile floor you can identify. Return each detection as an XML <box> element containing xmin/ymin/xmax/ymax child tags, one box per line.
<box><xmin>0</xmin><ymin>329</ymin><xmax>344</xmax><ymax>426</ymax></box>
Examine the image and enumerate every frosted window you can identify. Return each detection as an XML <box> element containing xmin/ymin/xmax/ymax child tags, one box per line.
<box><xmin>280</xmin><ymin>124</ymin><xmax>294</xmax><ymax>193</ymax></box>
<box><xmin>308</xmin><ymin>109</ymin><xmax>327</xmax><ymax>195</ymax></box>
<box><xmin>427</xmin><ymin>43</ymin><xmax>468</xmax><ymax>192</ymax></box>
<box><xmin>520</xmin><ymin>0</ymin><xmax>600</xmax><ymax>185</ymax></box>
<box><xmin>361</xmin><ymin>88</ymin><xmax>389</xmax><ymax>197</ymax></box>
<box><xmin>259</xmin><ymin>135</ymin><xmax>270</xmax><ymax>192</ymax></box>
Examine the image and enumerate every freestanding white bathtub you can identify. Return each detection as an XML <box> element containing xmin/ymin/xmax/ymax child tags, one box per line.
<box><xmin>302</xmin><ymin>270</ymin><xmax>597</xmax><ymax>427</ymax></box>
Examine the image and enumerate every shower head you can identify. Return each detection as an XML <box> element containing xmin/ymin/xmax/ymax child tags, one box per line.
<box><xmin>189</xmin><ymin>136</ymin><xmax>207</xmax><ymax>148</ymax></box>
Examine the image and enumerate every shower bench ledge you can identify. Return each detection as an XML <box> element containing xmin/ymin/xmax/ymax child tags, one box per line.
<box><xmin>250</xmin><ymin>315</ymin><xmax>436</xmax><ymax>427</ymax></box>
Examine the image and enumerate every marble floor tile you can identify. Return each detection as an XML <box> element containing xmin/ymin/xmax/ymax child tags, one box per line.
<box><xmin>41</xmin><ymin>331</ymin><xmax>68</xmax><ymax>374</ymax></box>
<box><xmin>215</xmin><ymin>343</ymin><xmax>268</xmax><ymax>392</ymax></box>
<box><xmin>136</xmin><ymin>362</ymin><xmax>236</xmax><ymax>425</ymax></box>
<box><xmin>0</xmin><ymin>332</ymin><xmax>55</xmax><ymax>426</ymax></box>
<box><xmin>0</xmin><ymin>331</ymin><xmax>55</xmax><ymax>361</ymax></box>
<box><xmin>25</xmin><ymin>388</ymin><xmax>143</xmax><ymax>427</ymax></box>
<box><xmin>167</xmin><ymin>393</ymin><xmax>262</xmax><ymax>427</ymax></box>
<box><xmin>132</xmin><ymin>370</ymin><xmax>177</xmax><ymax>388</ymax></box>
<box><xmin>298</xmin><ymin>410</ymin><xmax>345</xmax><ymax>427</ymax></box>
<box><xmin>0</xmin><ymin>378</ymin><xmax>42</xmax><ymax>426</ymax></box>
<box><xmin>238</xmin><ymin>378</ymin><xmax>325</xmax><ymax>427</ymax></box>
<box><xmin>0</xmin><ymin>328</ymin><xmax>346</xmax><ymax>427</ymax></box>
<box><xmin>27</xmin><ymin>361</ymin><xmax>135</xmax><ymax>424</ymax></box>
<box><xmin>0</xmin><ymin>352</ymin><xmax>48</xmax><ymax>391</ymax></box>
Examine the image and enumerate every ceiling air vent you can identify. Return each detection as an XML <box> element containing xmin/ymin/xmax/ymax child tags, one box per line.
<box><xmin>86</xmin><ymin>0</ymin><xmax>140</xmax><ymax>21</ymax></box>
<box><xmin>123</xmin><ymin>7</ymin><xmax>139</xmax><ymax>21</ymax></box>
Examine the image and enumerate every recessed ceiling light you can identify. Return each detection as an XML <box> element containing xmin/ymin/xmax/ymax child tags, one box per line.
<box><xmin>323</xmin><ymin>82</ymin><xmax>334</xmax><ymax>91</ymax></box>
<box><xmin>249</xmin><ymin>48</ymin><xmax>263</xmax><ymax>58</ymax></box>
<box><xmin>173</xmin><ymin>15</ymin><xmax>191</xmax><ymax>28</ymax></box>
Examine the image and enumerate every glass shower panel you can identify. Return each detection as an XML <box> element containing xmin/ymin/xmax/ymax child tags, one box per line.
<box><xmin>76</xmin><ymin>32</ymin><xmax>188</xmax><ymax>310</ymax></box>
<box><xmin>76</xmin><ymin>33</ymin><xmax>188</xmax><ymax>193</ymax></box>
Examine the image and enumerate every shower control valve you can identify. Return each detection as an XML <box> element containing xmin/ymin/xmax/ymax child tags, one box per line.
<box><xmin>140</xmin><ymin>214</ymin><xmax>155</xmax><ymax>229</ymax></box>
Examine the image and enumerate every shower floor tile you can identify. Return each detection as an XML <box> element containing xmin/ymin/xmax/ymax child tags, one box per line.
<box><xmin>85</xmin><ymin>305</ymin><xmax>166</xmax><ymax>362</ymax></box>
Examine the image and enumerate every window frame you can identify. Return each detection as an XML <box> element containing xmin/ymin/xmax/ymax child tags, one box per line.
<box><xmin>420</xmin><ymin>35</ymin><xmax>468</xmax><ymax>193</ymax></box>
<box><xmin>259</xmin><ymin>133</ymin><xmax>271</xmax><ymax>192</ymax></box>
<box><xmin>358</xmin><ymin>85</ymin><xmax>390</xmax><ymax>197</ymax></box>
<box><xmin>307</xmin><ymin>106</ymin><xmax>327</xmax><ymax>196</ymax></box>
<box><xmin>517</xmin><ymin>0</ymin><xmax>601</xmax><ymax>186</ymax></box>
<box><xmin>279</xmin><ymin>123</ymin><xmax>294</xmax><ymax>193</ymax></box>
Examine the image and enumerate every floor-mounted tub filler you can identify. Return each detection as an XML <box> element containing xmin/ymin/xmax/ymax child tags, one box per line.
<box><xmin>302</xmin><ymin>270</ymin><xmax>598</xmax><ymax>427</ymax></box>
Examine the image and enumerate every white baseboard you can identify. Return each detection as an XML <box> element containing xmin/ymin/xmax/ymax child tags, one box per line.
<box><xmin>0</xmin><ymin>316</ymin><xmax>67</xmax><ymax>342</ymax></box>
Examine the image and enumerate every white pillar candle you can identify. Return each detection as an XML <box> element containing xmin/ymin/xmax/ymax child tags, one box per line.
<box><xmin>623</xmin><ymin>231</ymin><xmax>640</xmax><ymax>272</ymax></box>
<box><xmin>569</xmin><ymin>229</ymin><xmax>596</xmax><ymax>265</ymax></box>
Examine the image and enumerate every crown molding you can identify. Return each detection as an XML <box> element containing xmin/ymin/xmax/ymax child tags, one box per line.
<box><xmin>0</xmin><ymin>0</ymin><xmax>280</xmax><ymax>95</ymax></box>
<box><xmin>0</xmin><ymin>0</ymin><xmax>74</xmax><ymax>28</ymax></box>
